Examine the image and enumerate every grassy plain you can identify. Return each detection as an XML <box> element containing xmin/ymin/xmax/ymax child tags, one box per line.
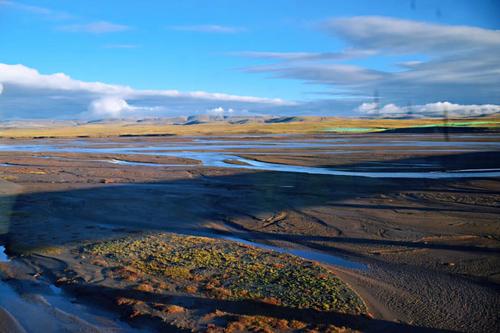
<box><xmin>1</xmin><ymin>116</ymin><xmax>499</xmax><ymax>138</ymax></box>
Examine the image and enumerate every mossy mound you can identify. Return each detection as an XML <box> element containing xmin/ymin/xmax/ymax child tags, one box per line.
<box><xmin>85</xmin><ymin>233</ymin><xmax>366</xmax><ymax>314</ymax></box>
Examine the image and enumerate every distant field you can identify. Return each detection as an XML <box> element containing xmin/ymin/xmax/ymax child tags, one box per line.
<box><xmin>1</xmin><ymin>116</ymin><xmax>499</xmax><ymax>138</ymax></box>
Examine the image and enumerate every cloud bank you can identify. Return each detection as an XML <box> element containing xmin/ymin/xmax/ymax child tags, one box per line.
<box><xmin>0</xmin><ymin>63</ymin><xmax>290</xmax><ymax>119</ymax></box>
<box><xmin>237</xmin><ymin>16</ymin><xmax>500</xmax><ymax>110</ymax></box>
<box><xmin>0</xmin><ymin>62</ymin><xmax>498</xmax><ymax>119</ymax></box>
<box><xmin>356</xmin><ymin>101</ymin><xmax>500</xmax><ymax>118</ymax></box>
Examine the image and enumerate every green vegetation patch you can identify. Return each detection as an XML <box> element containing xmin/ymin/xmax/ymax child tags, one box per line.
<box><xmin>84</xmin><ymin>233</ymin><xmax>366</xmax><ymax>314</ymax></box>
<box><xmin>323</xmin><ymin>127</ymin><xmax>384</xmax><ymax>133</ymax></box>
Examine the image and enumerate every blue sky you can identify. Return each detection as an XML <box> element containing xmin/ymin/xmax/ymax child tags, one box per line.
<box><xmin>0</xmin><ymin>0</ymin><xmax>499</xmax><ymax>119</ymax></box>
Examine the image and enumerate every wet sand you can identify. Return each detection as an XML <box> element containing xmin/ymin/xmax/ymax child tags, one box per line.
<box><xmin>0</xmin><ymin>133</ymin><xmax>499</xmax><ymax>332</ymax></box>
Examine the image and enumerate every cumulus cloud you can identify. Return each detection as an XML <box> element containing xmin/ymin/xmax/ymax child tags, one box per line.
<box><xmin>58</xmin><ymin>21</ymin><xmax>130</xmax><ymax>34</ymax></box>
<box><xmin>206</xmin><ymin>107</ymin><xmax>225</xmax><ymax>115</ymax></box>
<box><xmin>0</xmin><ymin>63</ymin><xmax>291</xmax><ymax>119</ymax></box>
<box><xmin>417</xmin><ymin>102</ymin><xmax>500</xmax><ymax>117</ymax></box>
<box><xmin>168</xmin><ymin>25</ymin><xmax>245</xmax><ymax>33</ymax></box>
<box><xmin>87</xmin><ymin>97</ymin><xmax>133</xmax><ymax>118</ymax></box>
<box><xmin>356</xmin><ymin>101</ymin><xmax>500</xmax><ymax>118</ymax></box>
<box><xmin>355</xmin><ymin>102</ymin><xmax>378</xmax><ymax>113</ymax></box>
<box><xmin>205</xmin><ymin>106</ymin><xmax>235</xmax><ymax>117</ymax></box>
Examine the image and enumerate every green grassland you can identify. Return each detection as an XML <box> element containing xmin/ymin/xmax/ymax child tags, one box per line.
<box><xmin>84</xmin><ymin>233</ymin><xmax>367</xmax><ymax>314</ymax></box>
<box><xmin>1</xmin><ymin>116</ymin><xmax>498</xmax><ymax>138</ymax></box>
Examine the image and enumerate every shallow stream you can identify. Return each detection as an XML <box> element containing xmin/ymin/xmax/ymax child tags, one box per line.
<box><xmin>1</xmin><ymin>136</ymin><xmax>500</xmax><ymax>178</ymax></box>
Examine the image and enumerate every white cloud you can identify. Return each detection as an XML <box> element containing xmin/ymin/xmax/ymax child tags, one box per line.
<box><xmin>205</xmin><ymin>107</ymin><xmax>237</xmax><ymax>119</ymax></box>
<box><xmin>379</xmin><ymin>103</ymin><xmax>401</xmax><ymax>114</ymax></box>
<box><xmin>168</xmin><ymin>25</ymin><xmax>245</xmax><ymax>33</ymax></box>
<box><xmin>0</xmin><ymin>63</ymin><xmax>289</xmax><ymax>104</ymax></box>
<box><xmin>356</xmin><ymin>101</ymin><xmax>500</xmax><ymax>118</ymax></box>
<box><xmin>0</xmin><ymin>63</ymin><xmax>291</xmax><ymax>119</ymax></box>
<box><xmin>206</xmin><ymin>107</ymin><xmax>225</xmax><ymax>115</ymax></box>
<box><xmin>355</xmin><ymin>102</ymin><xmax>404</xmax><ymax>115</ymax></box>
<box><xmin>0</xmin><ymin>63</ymin><xmax>133</xmax><ymax>94</ymax></box>
<box><xmin>58</xmin><ymin>21</ymin><xmax>130</xmax><ymax>34</ymax></box>
<box><xmin>3</xmin><ymin>63</ymin><xmax>496</xmax><ymax>119</ymax></box>
<box><xmin>84</xmin><ymin>96</ymin><xmax>166</xmax><ymax>118</ymax></box>
<box><xmin>87</xmin><ymin>97</ymin><xmax>133</xmax><ymax>118</ymax></box>
<box><xmin>355</xmin><ymin>102</ymin><xmax>378</xmax><ymax>113</ymax></box>
<box><xmin>418</xmin><ymin>102</ymin><xmax>500</xmax><ymax>116</ymax></box>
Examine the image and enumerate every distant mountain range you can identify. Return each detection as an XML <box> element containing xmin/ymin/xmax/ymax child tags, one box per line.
<box><xmin>1</xmin><ymin>114</ymin><xmax>498</xmax><ymax>139</ymax></box>
<box><xmin>0</xmin><ymin>115</ymin><xmax>312</xmax><ymax>128</ymax></box>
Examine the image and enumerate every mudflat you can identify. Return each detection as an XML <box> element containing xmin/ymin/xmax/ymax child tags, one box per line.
<box><xmin>0</xmin><ymin>133</ymin><xmax>499</xmax><ymax>332</ymax></box>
